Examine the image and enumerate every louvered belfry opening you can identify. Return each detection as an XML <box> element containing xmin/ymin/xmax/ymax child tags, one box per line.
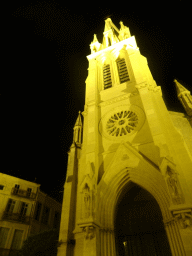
<box><xmin>117</xmin><ymin>58</ymin><xmax>130</xmax><ymax>84</ymax></box>
<box><xmin>103</xmin><ymin>64</ymin><xmax>112</xmax><ymax>89</ymax></box>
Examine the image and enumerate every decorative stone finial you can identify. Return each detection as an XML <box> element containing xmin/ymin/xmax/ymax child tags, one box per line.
<box><xmin>92</xmin><ymin>34</ymin><xmax>98</xmax><ymax>44</ymax></box>
<box><xmin>90</xmin><ymin>34</ymin><xmax>101</xmax><ymax>54</ymax></box>
<box><xmin>120</xmin><ymin>21</ymin><xmax>125</xmax><ymax>30</ymax></box>
<box><xmin>118</xmin><ymin>21</ymin><xmax>131</xmax><ymax>41</ymax></box>
<box><xmin>174</xmin><ymin>79</ymin><xmax>192</xmax><ymax>117</ymax></box>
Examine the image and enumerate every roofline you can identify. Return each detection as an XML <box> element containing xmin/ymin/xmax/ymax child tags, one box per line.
<box><xmin>0</xmin><ymin>172</ymin><xmax>41</xmax><ymax>187</ymax></box>
<box><xmin>38</xmin><ymin>189</ymin><xmax>61</xmax><ymax>204</ymax></box>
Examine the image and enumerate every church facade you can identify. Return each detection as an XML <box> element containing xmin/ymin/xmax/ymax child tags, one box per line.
<box><xmin>57</xmin><ymin>18</ymin><xmax>192</xmax><ymax>256</ymax></box>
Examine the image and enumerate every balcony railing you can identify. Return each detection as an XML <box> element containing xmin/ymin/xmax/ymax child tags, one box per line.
<box><xmin>2</xmin><ymin>211</ymin><xmax>31</xmax><ymax>224</ymax></box>
<box><xmin>11</xmin><ymin>188</ymin><xmax>37</xmax><ymax>200</ymax></box>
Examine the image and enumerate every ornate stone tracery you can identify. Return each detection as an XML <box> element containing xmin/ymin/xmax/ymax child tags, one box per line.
<box><xmin>99</xmin><ymin>105</ymin><xmax>145</xmax><ymax>141</ymax></box>
<box><xmin>106</xmin><ymin>110</ymin><xmax>138</xmax><ymax>136</ymax></box>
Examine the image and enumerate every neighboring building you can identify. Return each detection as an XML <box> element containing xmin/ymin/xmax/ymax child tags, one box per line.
<box><xmin>57</xmin><ymin>18</ymin><xmax>192</xmax><ymax>256</ymax></box>
<box><xmin>0</xmin><ymin>173</ymin><xmax>61</xmax><ymax>255</ymax></box>
<box><xmin>30</xmin><ymin>189</ymin><xmax>61</xmax><ymax>235</ymax></box>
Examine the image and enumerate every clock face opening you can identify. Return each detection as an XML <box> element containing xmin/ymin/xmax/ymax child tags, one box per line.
<box><xmin>99</xmin><ymin>105</ymin><xmax>145</xmax><ymax>140</ymax></box>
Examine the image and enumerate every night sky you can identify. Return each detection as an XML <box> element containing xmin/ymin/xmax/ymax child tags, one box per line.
<box><xmin>4</xmin><ymin>1</ymin><xmax>192</xmax><ymax>203</ymax></box>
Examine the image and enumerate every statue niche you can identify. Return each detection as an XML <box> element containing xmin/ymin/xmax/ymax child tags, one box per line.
<box><xmin>79</xmin><ymin>162</ymin><xmax>96</xmax><ymax>222</ymax></box>
<box><xmin>82</xmin><ymin>183</ymin><xmax>91</xmax><ymax>219</ymax></box>
<box><xmin>166</xmin><ymin>166</ymin><xmax>184</xmax><ymax>205</ymax></box>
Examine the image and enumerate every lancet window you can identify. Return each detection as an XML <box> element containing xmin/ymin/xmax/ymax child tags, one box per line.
<box><xmin>103</xmin><ymin>64</ymin><xmax>112</xmax><ymax>90</ymax></box>
<box><xmin>116</xmin><ymin>58</ymin><xmax>130</xmax><ymax>84</ymax></box>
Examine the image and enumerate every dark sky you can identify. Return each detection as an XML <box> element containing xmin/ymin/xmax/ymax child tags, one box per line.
<box><xmin>3</xmin><ymin>1</ymin><xmax>192</xmax><ymax>203</ymax></box>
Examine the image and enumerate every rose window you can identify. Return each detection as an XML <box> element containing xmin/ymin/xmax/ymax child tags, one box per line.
<box><xmin>106</xmin><ymin>110</ymin><xmax>138</xmax><ymax>136</ymax></box>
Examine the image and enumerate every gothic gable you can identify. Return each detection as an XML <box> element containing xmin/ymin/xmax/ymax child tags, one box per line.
<box><xmin>101</xmin><ymin>141</ymin><xmax>158</xmax><ymax>186</ymax></box>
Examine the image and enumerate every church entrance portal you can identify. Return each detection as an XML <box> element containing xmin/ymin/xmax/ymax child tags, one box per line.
<box><xmin>114</xmin><ymin>183</ymin><xmax>172</xmax><ymax>256</ymax></box>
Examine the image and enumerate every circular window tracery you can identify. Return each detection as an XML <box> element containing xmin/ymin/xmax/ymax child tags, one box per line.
<box><xmin>99</xmin><ymin>105</ymin><xmax>145</xmax><ymax>140</ymax></box>
<box><xmin>106</xmin><ymin>110</ymin><xmax>138</xmax><ymax>136</ymax></box>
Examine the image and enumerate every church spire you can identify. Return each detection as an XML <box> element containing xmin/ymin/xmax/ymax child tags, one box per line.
<box><xmin>118</xmin><ymin>21</ymin><xmax>131</xmax><ymax>41</ymax></box>
<box><xmin>174</xmin><ymin>79</ymin><xmax>192</xmax><ymax>117</ymax></box>
<box><xmin>90</xmin><ymin>34</ymin><xmax>101</xmax><ymax>54</ymax></box>
<box><xmin>73</xmin><ymin>111</ymin><xmax>83</xmax><ymax>146</ymax></box>
<box><xmin>102</xmin><ymin>18</ymin><xmax>119</xmax><ymax>48</ymax></box>
<box><xmin>89</xmin><ymin>18</ymin><xmax>132</xmax><ymax>54</ymax></box>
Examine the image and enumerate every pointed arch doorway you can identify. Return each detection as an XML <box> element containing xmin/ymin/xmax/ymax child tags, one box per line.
<box><xmin>114</xmin><ymin>183</ymin><xmax>172</xmax><ymax>256</ymax></box>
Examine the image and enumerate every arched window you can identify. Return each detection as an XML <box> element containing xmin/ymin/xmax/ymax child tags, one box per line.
<box><xmin>103</xmin><ymin>64</ymin><xmax>112</xmax><ymax>89</ymax></box>
<box><xmin>116</xmin><ymin>58</ymin><xmax>130</xmax><ymax>84</ymax></box>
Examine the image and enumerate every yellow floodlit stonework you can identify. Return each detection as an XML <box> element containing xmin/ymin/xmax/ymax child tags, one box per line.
<box><xmin>57</xmin><ymin>18</ymin><xmax>192</xmax><ymax>256</ymax></box>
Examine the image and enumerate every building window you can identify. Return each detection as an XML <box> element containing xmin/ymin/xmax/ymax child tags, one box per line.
<box><xmin>26</xmin><ymin>188</ymin><xmax>32</xmax><ymax>197</ymax></box>
<box><xmin>0</xmin><ymin>185</ymin><xmax>4</xmax><ymax>190</ymax></box>
<box><xmin>0</xmin><ymin>227</ymin><xmax>9</xmax><ymax>248</ymax></box>
<box><xmin>34</xmin><ymin>202</ymin><xmax>42</xmax><ymax>221</ymax></box>
<box><xmin>41</xmin><ymin>206</ymin><xmax>50</xmax><ymax>225</ymax></box>
<box><xmin>116</xmin><ymin>58</ymin><xmax>130</xmax><ymax>84</ymax></box>
<box><xmin>20</xmin><ymin>202</ymin><xmax>28</xmax><ymax>217</ymax></box>
<box><xmin>14</xmin><ymin>184</ymin><xmax>20</xmax><ymax>194</ymax></box>
<box><xmin>53</xmin><ymin>211</ymin><xmax>60</xmax><ymax>229</ymax></box>
<box><xmin>6</xmin><ymin>199</ymin><xmax>16</xmax><ymax>214</ymax></box>
<box><xmin>11</xmin><ymin>229</ymin><xmax>24</xmax><ymax>250</ymax></box>
<box><xmin>103</xmin><ymin>64</ymin><xmax>112</xmax><ymax>89</ymax></box>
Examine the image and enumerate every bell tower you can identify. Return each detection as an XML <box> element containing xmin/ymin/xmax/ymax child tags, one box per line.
<box><xmin>57</xmin><ymin>18</ymin><xmax>192</xmax><ymax>256</ymax></box>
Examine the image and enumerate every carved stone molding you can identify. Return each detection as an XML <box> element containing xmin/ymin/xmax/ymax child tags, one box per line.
<box><xmin>151</xmin><ymin>86</ymin><xmax>161</xmax><ymax>93</ymax></box>
<box><xmin>82</xmin><ymin>105</ymin><xmax>88</xmax><ymax>116</ymax></box>
<box><xmin>99</xmin><ymin>94</ymin><xmax>130</xmax><ymax>107</ymax></box>
<box><xmin>83</xmin><ymin>226</ymin><xmax>95</xmax><ymax>239</ymax></box>
<box><xmin>130</xmin><ymin>91</ymin><xmax>139</xmax><ymax>97</ymax></box>
<box><xmin>99</xmin><ymin>91</ymin><xmax>138</xmax><ymax>107</ymax></box>
<box><xmin>163</xmin><ymin>217</ymin><xmax>175</xmax><ymax>226</ymax></box>
<box><xmin>135</xmin><ymin>83</ymin><xmax>148</xmax><ymax>90</ymax></box>
<box><xmin>135</xmin><ymin>83</ymin><xmax>161</xmax><ymax>93</ymax></box>
<box><xmin>172</xmin><ymin>209</ymin><xmax>192</xmax><ymax>229</ymax></box>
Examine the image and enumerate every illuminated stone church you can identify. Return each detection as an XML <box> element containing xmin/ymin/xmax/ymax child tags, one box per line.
<box><xmin>57</xmin><ymin>18</ymin><xmax>192</xmax><ymax>256</ymax></box>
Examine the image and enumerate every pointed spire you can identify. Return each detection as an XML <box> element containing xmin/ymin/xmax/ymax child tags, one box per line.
<box><xmin>118</xmin><ymin>21</ymin><xmax>131</xmax><ymax>41</ymax></box>
<box><xmin>74</xmin><ymin>111</ymin><xmax>82</xmax><ymax>128</ymax></box>
<box><xmin>89</xmin><ymin>19</ymin><xmax>130</xmax><ymax>53</ymax></box>
<box><xmin>72</xmin><ymin>111</ymin><xmax>83</xmax><ymax>146</ymax></box>
<box><xmin>90</xmin><ymin>34</ymin><xmax>101</xmax><ymax>54</ymax></box>
<box><xmin>102</xmin><ymin>18</ymin><xmax>119</xmax><ymax>48</ymax></box>
<box><xmin>92</xmin><ymin>34</ymin><xmax>98</xmax><ymax>43</ymax></box>
<box><xmin>174</xmin><ymin>79</ymin><xmax>188</xmax><ymax>96</ymax></box>
<box><xmin>104</xmin><ymin>18</ymin><xmax>112</xmax><ymax>32</ymax></box>
<box><xmin>174</xmin><ymin>79</ymin><xmax>192</xmax><ymax>117</ymax></box>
